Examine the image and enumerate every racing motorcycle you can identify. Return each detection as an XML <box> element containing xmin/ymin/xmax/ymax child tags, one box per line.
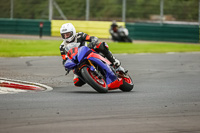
<box><xmin>110</xmin><ymin>26</ymin><xmax>132</xmax><ymax>42</ymax></box>
<box><xmin>64</xmin><ymin>42</ymin><xmax>134</xmax><ymax>93</ymax></box>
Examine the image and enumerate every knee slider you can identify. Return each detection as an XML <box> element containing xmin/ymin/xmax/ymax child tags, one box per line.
<box><xmin>73</xmin><ymin>78</ymin><xmax>85</xmax><ymax>87</ymax></box>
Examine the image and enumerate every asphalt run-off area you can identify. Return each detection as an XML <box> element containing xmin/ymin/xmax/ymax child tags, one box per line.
<box><xmin>0</xmin><ymin>52</ymin><xmax>200</xmax><ymax>133</ymax></box>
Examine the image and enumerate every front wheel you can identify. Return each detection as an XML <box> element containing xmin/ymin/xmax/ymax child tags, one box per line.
<box><xmin>81</xmin><ymin>67</ymin><xmax>108</xmax><ymax>93</ymax></box>
<box><xmin>119</xmin><ymin>74</ymin><xmax>134</xmax><ymax>92</ymax></box>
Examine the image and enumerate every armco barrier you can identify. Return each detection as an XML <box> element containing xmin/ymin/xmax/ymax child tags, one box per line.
<box><xmin>51</xmin><ymin>20</ymin><xmax>125</xmax><ymax>38</ymax></box>
<box><xmin>0</xmin><ymin>19</ymin><xmax>51</xmax><ymax>36</ymax></box>
<box><xmin>126</xmin><ymin>23</ymin><xmax>199</xmax><ymax>43</ymax></box>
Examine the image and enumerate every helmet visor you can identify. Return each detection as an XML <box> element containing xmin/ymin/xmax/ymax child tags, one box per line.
<box><xmin>61</xmin><ymin>32</ymin><xmax>73</xmax><ymax>39</ymax></box>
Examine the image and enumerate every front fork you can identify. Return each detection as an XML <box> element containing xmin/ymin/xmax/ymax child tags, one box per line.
<box><xmin>75</xmin><ymin>60</ymin><xmax>103</xmax><ymax>81</ymax></box>
<box><xmin>88</xmin><ymin>60</ymin><xmax>103</xmax><ymax>79</ymax></box>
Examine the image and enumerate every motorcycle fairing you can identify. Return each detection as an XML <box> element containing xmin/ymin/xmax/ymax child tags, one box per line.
<box><xmin>108</xmin><ymin>78</ymin><xmax>123</xmax><ymax>90</ymax></box>
<box><xmin>88</xmin><ymin>57</ymin><xmax>118</xmax><ymax>85</ymax></box>
<box><xmin>64</xmin><ymin>59</ymin><xmax>76</xmax><ymax>70</ymax></box>
<box><xmin>77</xmin><ymin>46</ymin><xmax>93</xmax><ymax>63</ymax></box>
<box><xmin>87</xmin><ymin>52</ymin><xmax>111</xmax><ymax>65</ymax></box>
<box><xmin>65</xmin><ymin>46</ymin><xmax>91</xmax><ymax>70</ymax></box>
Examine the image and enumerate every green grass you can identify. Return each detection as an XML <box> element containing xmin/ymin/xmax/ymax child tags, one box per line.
<box><xmin>0</xmin><ymin>39</ymin><xmax>62</xmax><ymax>57</ymax></box>
<box><xmin>109</xmin><ymin>42</ymin><xmax>200</xmax><ymax>54</ymax></box>
<box><xmin>0</xmin><ymin>38</ymin><xmax>200</xmax><ymax>57</ymax></box>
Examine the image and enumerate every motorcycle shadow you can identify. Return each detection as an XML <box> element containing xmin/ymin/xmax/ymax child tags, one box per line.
<box><xmin>68</xmin><ymin>90</ymin><xmax>135</xmax><ymax>94</ymax></box>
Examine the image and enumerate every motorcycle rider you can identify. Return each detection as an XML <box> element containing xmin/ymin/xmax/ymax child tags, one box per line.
<box><xmin>109</xmin><ymin>20</ymin><xmax>132</xmax><ymax>42</ymax></box>
<box><xmin>110</xmin><ymin>20</ymin><xmax>118</xmax><ymax>33</ymax></box>
<box><xmin>109</xmin><ymin>20</ymin><xmax>119</xmax><ymax>41</ymax></box>
<box><xmin>59</xmin><ymin>23</ymin><xmax>123</xmax><ymax>87</ymax></box>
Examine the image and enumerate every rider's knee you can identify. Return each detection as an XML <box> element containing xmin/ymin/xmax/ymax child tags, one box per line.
<box><xmin>73</xmin><ymin>77</ymin><xmax>85</xmax><ymax>87</ymax></box>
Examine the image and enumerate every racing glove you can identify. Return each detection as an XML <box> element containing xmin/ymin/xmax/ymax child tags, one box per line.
<box><xmin>88</xmin><ymin>36</ymin><xmax>98</xmax><ymax>49</ymax></box>
<box><xmin>88</xmin><ymin>42</ymin><xmax>96</xmax><ymax>49</ymax></box>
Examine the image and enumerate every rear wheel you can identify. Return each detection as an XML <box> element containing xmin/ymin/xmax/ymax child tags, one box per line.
<box><xmin>124</xmin><ymin>36</ymin><xmax>132</xmax><ymax>42</ymax></box>
<box><xmin>81</xmin><ymin>67</ymin><xmax>108</xmax><ymax>93</ymax></box>
<box><xmin>119</xmin><ymin>74</ymin><xmax>134</xmax><ymax>92</ymax></box>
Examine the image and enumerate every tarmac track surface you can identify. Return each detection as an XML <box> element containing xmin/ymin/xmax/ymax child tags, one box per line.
<box><xmin>0</xmin><ymin>53</ymin><xmax>200</xmax><ymax>133</ymax></box>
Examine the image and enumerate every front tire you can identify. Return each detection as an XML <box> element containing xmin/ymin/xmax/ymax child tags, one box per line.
<box><xmin>81</xmin><ymin>67</ymin><xmax>108</xmax><ymax>93</ymax></box>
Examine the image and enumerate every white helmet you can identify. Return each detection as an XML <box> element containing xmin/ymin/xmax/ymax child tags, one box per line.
<box><xmin>60</xmin><ymin>23</ymin><xmax>76</xmax><ymax>43</ymax></box>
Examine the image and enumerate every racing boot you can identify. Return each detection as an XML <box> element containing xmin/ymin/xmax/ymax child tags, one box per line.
<box><xmin>95</xmin><ymin>42</ymin><xmax>127</xmax><ymax>73</ymax></box>
<box><xmin>104</xmin><ymin>51</ymin><xmax>121</xmax><ymax>68</ymax></box>
<box><xmin>105</xmin><ymin>51</ymin><xmax>128</xmax><ymax>75</ymax></box>
<box><xmin>96</xmin><ymin>42</ymin><xmax>122</xmax><ymax>67</ymax></box>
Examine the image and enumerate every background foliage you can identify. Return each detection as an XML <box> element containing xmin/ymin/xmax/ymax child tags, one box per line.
<box><xmin>0</xmin><ymin>0</ymin><xmax>198</xmax><ymax>22</ymax></box>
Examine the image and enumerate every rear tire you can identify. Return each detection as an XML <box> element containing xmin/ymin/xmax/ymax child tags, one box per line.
<box><xmin>81</xmin><ymin>67</ymin><xmax>108</xmax><ymax>93</ymax></box>
<box><xmin>124</xmin><ymin>36</ymin><xmax>132</xmax><ymax>42</ymax></box>
<box><xmin>119</xmin><ymin>75</ymin><xmax>134</xmax><ymax>92</ymax></box>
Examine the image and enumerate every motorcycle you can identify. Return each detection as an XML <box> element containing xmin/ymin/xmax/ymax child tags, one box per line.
<box><xmin>110</xmin><ymin>26</ymin><xmax>132</xmax><ymax>43</ymax></box>
<box><xmin>64</xmin><ymin>42</ymin><xmax>134</xmax><ymax>93</ymax></box>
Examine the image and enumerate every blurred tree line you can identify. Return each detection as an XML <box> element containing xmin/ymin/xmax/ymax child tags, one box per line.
<box><xmin>0</xmin><ymin>0</ymin><xmax>198</xmax><ymax>22</ymax></box>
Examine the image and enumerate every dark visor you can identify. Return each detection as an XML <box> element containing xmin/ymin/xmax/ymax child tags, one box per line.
<box><xmin>61</xmin><ymin>32</ymin><xmax>73</xmax><ymax>39</ymax></box>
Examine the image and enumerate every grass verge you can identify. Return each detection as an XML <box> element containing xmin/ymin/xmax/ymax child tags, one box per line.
<box><xmin>0</xmin><ymin>38</ymin><xmax>200</xmax><ymax>57</ymax></box>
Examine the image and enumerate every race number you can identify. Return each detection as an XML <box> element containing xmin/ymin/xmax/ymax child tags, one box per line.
<box><xmin>67</xmin><ymin>47</ymin><xmax>78</xmax><ymax>59</ymax></box>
